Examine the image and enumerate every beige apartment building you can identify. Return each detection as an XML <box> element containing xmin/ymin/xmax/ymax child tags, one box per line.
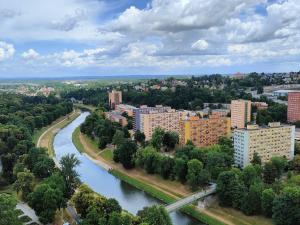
<box><xmin>180</xmin><ymin>114</ymin><xmax>231</xmax><ymax>147</ymax></box>
<box><xmin>139</xmin><ymin>108</ymin><xmax>180</xmax><ymax>140</ymax></box>
<box><xmin>234</xmin><ymin>122</ymin><xmax>295</xmax><ymax>168</ymax></box>
<box><xmin>231</xmin><ymin>100</ymin><xmax>251</xmax><ymax>128</ymax></box>
<box><xmin>108</xmin><ymin>90</ymin><xmax>122</xmax><ymax>109</ymax></box>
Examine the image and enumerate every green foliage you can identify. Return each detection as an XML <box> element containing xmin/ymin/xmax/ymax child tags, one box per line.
<box><xmin>13</xmin><ymin>169</ymin><xmax>34</xmax><ymax>200</ymax></box>
<box><xmin>115</xmin><ymin>140</ymin><xmax>137</xmax><ymax>169</ymax></box>
<box><xmin>251</xmin><ymin>152</ymin><xmax>262</xmax><ymax>166</ymax></box>
<box><xmin>0</xmin><ymin>194</ymin><xmax>22</xmax><ymax>225</ymax></box>
<box><xmin>241</xmin><ymin>182</ymin><xmax>263</xmax><ymax>215</ymax></box>
<box><xmin>261</xmin><ymin>188</ymin><xmax>276</xmax><ymax>217</ymax></box>
<box><xmin>174</xmin><ymin>158</ymin><xmax>187</xmax><ymax>183</ymax></box>
<box><xmin>217</xmin><ymin>170</ymin><xmax>245</xmax><ymax>208</ymax></box>
<box><xmin>60</xmin><ymin>153</ymin><xmax>81</xmax><ymax>198</ymax></box>
<box><xmin>272</xmin><ymin>187</ymin><xmax>300</xmax><ymax>225</ymax></box>
<box><xmin>256</xmin><ymin>104</ymin><xmax>287</xmax><ymax>125</ymax></box>
<box><xmin>151</xmin><ymin>128</ymin><xmax>165</xmax><ymax>150</ymax></box>
<box><xmin>162</xmin><ymin>131</ymin><xmax>179</xmax><ymax>151</ymax></box>
<box><xmin>138</xmin><ymin>205</ymin><xmax>172</xmax><ymax>225</ymax></box>
<box><xmin>134</xmin><ymin>130</ymin><xmax>146</xmax><ymax>144</ymax></box>
<box><xmin>187</xmin><ymin>159</ymin><xmax>207</xmax><ymax>190</ymax></box>
<box><xmin>28</xmin><ymin>173</ymin><xmax>67</xmax><ymax>224</ymax></box>
<box><xmin>112</xmin><ymin>130</ymin><xmax>125</xmax><ymax>147</ymax></box>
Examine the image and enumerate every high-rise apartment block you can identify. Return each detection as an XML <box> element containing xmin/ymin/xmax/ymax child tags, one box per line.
<box><xmin>231</xmin><ymin>100</ymin><xmax>251</xmax><ymax>128</ymax></box>
<box><xmin>234</xmin><ymin>123</ymin><xmax>295</xmax><ymax>168</ymax></box>
<box><xmin>133</xmin><ymin>105</ymin><xmax>180</xmax><ymax>140</ymax></box>
<box><xmin>115</xmin><ymin>104</ymin><xmax>137</xmax><ymax>117</ymax></box>
<box><xmin>180</xmin><ymin>114</ymin><xmax>231</xmax><ymax>147</ymax></box>
<box><xmin>108</xmin><ymin>90</ymin><xmax>122</xmax><ymax>109</ymax></box>
<box><xmin>287</xmin><ymin>91</ymin><xmax>300</xmax><ymax>123</ymax></box>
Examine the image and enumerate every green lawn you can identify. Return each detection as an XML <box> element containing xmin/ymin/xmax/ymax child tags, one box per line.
<box><xmin>99</xmin><ymin>149</ymin><xmax>113</xmax><ymax>161</ymax></box>
<box><xmin>72</xmin><ymin>127</ymin><xmax>85</xmax><ymax>153</ymax></box>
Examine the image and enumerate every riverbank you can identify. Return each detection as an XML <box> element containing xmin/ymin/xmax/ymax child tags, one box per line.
<box><xmin>73</xmin><ymin>128</ymin><xmax>230</xmax><ymax>225</ymax></box>
<box><xmin>36</xmin><ymin>110</ymin><xmax>81</xmax><ymax>156</ymax></box>
<box><xmin>35</xmin><ymin>110</ymin><xmax>81</xmax><ymax>225</ymax></box>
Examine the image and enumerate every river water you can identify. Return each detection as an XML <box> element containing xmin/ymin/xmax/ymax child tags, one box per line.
<box><xmin>53</xmin><ymin>112</ymin><xmax>204</xmax><ymax>225</ymax></box>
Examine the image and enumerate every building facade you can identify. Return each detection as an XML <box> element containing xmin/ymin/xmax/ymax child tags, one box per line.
<box><xmin>231</xmin><ymin>100</ymin><xmax>251</xmax><ymax>129</ymax></box>
<box><xmin>115</xmin><ymin>104</ymin><xmax>137</xmax><ymax>117</ymax></box>
<box><xmin>180</xmin><ymin>114</ymin><xmax>231</xmax><ymax>147</ymax></box>
<box><xmin>133</xmin><ymin>105</ymin><xmax>180</xmax><ymax>140</ymax></box>
<box><xmin>287</xmin><ymin>91</ymin><xmax>300</xmax><ymax>123</ymax></box>
<box><xmin>108</xmin><ymin>90</ymin><xmax>122</xmax><ymax>109</ymax></box>
<box><xmin>234</xmin><ymin>123</ymin><xmax>295</xmax><ymax>168</ymax></box>
<box><xmin>105</xmin><ymin>111</ymin><xmax>128</xmax><ymax>127</ymax></box>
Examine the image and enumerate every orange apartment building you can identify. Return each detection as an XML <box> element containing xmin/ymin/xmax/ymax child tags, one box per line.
<box><xmin>139</xmin><ymin>108</ymin><xmax>180</xmax><ymax>140</ymax></box>
<box><xmin>108</xmin><ymin>90</ymin><xmax>122</xmax><ymax>109</ymax></box>
<box><xmin>231</xmin><ymin>100</ymin><xmax>251</xmax><ymax>128</ymax></box>
<box><xmin>180</xmin><ymin>114</ymin><xmax>231</xmax><ymax>147</ymax></box>
<box><xmin>287</xmin><ymin>91</ymin><xmax>300</xmax><ymax>123</ymax></box>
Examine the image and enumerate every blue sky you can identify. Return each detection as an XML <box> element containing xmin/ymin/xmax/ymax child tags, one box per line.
<box><xmin>0</xmin><ymin>0</ymin><xmax>299</xmax><ymax>78</ymax></box>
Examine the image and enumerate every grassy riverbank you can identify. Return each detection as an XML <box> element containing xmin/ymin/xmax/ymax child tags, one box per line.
<box><xmin>36</xmin><ymin>110</ymin><xmax>81</xmax><ymax>156</ymax></box>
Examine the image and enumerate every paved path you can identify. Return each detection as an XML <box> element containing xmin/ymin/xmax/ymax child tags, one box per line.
<box><xmin>83</xmin><ymin>153</ymin><xmax>112</xmax><ymax>171</ymax></box>
<box><xmin>17</xmin><ymin>202</ymin><xmax>41</xmax><ymax>225</ymax></box>
<box><xmin>165</xmin><ymin>184</ymin><xmax>216</xmax><ymax>213</ymax></box>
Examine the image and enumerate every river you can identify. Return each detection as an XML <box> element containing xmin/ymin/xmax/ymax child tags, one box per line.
<box><xmin>53</xmin><ymin>112</ymin><xmax>204</xmax><ymax>225</ymax></box>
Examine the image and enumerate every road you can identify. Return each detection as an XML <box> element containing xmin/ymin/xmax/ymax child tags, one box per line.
<box><xmin>165</xmin><ymin>184</ymin><xmax>216</xmax><ymax>213</ymax></box>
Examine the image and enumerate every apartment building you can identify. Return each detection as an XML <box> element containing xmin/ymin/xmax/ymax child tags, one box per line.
<box><xmin>108</xmin><ymin>90</ymin><xmax>122</xmax><ymax>109</ymax></box>
<box><xmin>133</xmin><ymin>105</ymin><xmax>180</xmax><ymax>140</ymax></box>
<box><xmin>287</xmin><ymin>91</ymin><xmax>300</xmax><ymax>122</ymax></box>
<box><xmin>115</xmin><ymin>104</ymin><xmax>137</xmax><ymax>117</ymax></box>
<box><xmin>133</xmin><ymin>105</ymin><xmax>172</xmax><ymax>131</ymax></box>
<box><xmin>105</xmin><ymin>111</ymin><xmax>128</xmax><ymax>127</ymax></box>
<box><xmin>231</xmin><ymin>100</ymin><xmax>251</xmax><ymax>128</ymax></box>
<box><xmin>234</xmin><ymin>122</ymin><xmax>295</xmax><ymax>168</ymax></box>
<box><xmin>180</xmin><ymin>114</ymin><xmax>231</xmax><ymax>147</ymax></box>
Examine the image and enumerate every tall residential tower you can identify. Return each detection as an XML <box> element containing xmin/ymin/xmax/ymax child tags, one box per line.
<box><xmin>231</xmin><ymin>100</ymin><xmax>251</xmax><ymax>129</ymax></box>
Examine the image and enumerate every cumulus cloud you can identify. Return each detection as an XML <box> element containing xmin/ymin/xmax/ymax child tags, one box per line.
<box><xmin>0</xmin><ymin>41</ymin><xmax>15</xmax><ymax>61</ymax></box>
<box><xmin>191</xmin><ymin>40</ymin><xmax>209</xmax><ymax>50</ymax></box>
<box><xmin>22</xmin><ymin>49</ymin><xmax>39</xmax><ymax>60</ymax></box>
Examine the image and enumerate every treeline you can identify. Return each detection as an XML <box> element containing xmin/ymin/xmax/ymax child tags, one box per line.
<box><xmin>0</xmin><ymin>93</ymin><xmax>74</xmax><ymax>224</ymax></box>
<box><xmin>61</xmin><ymin>88</ymin><xmax>109</xmax><ymax>108</ymax></box>
<box><xmin>80</xmin><ymin>112</ymin><xmax>130</xmax><ymax>149</ymax></box>
<box><xmin>112</xmin><ymin>126</ymin><xmax>233</xmax><ymax>191</ymax></box>
<box><xmin>217</xmin><ymin>156</ymin><xmax>300</xmax><ymax>225</ymax></box>
<box><xmin>73</xmin><ymin>184</ymin><xmax>172</xmax><ymax>225</ymax></box>
<box><xmin>256</xmin><ymin>103</ymin><xmax>287</xmax><ymax>125</ymax></box>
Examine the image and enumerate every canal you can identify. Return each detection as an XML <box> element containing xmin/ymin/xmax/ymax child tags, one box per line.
<box><xmin>53</xmin><ymin>112</ymin><xmax>204</xmax><ymax>225</ymax></box>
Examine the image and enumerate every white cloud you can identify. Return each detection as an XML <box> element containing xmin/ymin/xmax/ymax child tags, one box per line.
<box><xmin>0</xmin><ymin>41</ymin><xmax>15</xmax><ymax>61</ymax></box>
<box><xmin>22</xmin><ymin>49</ymin><xmax>39</xmax><ymax>60</ymax></box>
<box><xmin>191</xmin><ymin>40</ymin><xmax>209</xmax><ymax>50</ymax></box>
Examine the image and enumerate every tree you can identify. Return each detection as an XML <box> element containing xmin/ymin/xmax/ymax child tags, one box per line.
<box><xmin>174</xmin><ymin>158</ymin><xmax>187</xmax><ymax>183</ymax></box>
<box><xmin>162</xmin><ymin>132</ymin><xmax>179</xmax><ymax>151</ymax></box>
<box><xmin>60</xmin><ymin>153</ymin><xmax>81</xmax><ymax>197</ymax></box>
<box><xmin>217</xmin><ymin>170</ymin><xmax>245</xmax><ymax>208</ymax></box>
<box><xmin>98</xmin><ymin>136</ymin><xmax>109</xmax><ymax>149</ymax></box>
<box><xmin>117</xmin><ymin>140</ymin><xmax>137</xmax><ymax>169</ymax></box>
<box><xmin>251</xmin><ymin>152</ymin><xmax>262</xmax><ymax>165</ymax></box>
<box><xmin>263</xmin><ymin>161</ymin><xmax>278</xmax><ymax>184</ymax></box>
<box><xmin>14</xmin><ymin>169</ymin><xmax>34</xmax><ymax>200</ymax></box>
<box><xmin>160</xmin><ymin>157</ymin><xmax>175</xmax><ymax>179</ymax></box>
<box><xmin>151</xmin><ymin>128</ymin><xmax>165</xmax><ymax>150</ymax></box>
<box><xmin>33</xmin><ymin>155</ymin><xmax>55</xmax><ymax>178</ymax></box>
<box><xmin>28</xmin><ymin>180</ymin><xmax>66</xmax><ymax>224</ymax></box>
<box><xmin>186</xmin><ymin>159</ymin><xmax>206</xmax><ymax>190</ymax></box>
<box><xmin>0</xmin><ymin>194</ymin><xmax>22</xmax><ymax>225</ymax></box>
<box><xmin>261</xmin><ymin>188</ymin><xmax>275</xmax><ymax>217</ymax></box>
<box><xmin>241</xmin><ymin>182</ymin><xmax>263</xmax><ymax>215</ymax></box>
<box><xmin>134</xmin><ymin>130</ymin><xmax>145</xmax><ymax>144</ymax></box>
<box><xmin>138</xmin><ymin>206</ymin><xmax>172</xmax><ymax>225</ymax></box>
<box><xmin>272</xmin><ymin>187</ymin><xmax>300</xmax><ymax>225</ymax></box>
<box><xmin>271</xmin><ymin>156</ymin><xmax>287</xmax><ymax>178</ymax></box>
<box><xmin>292</xmin><ymin>155</ymin><xmax>300</xmax><ymax>172</ymax></box>
<box><xmin>242</xmin><ymin>165</ymin><xmax>260</xmax><ymax>188</ymax></box>
<box><xmin>112</xmin><ymin>130</ymin><xmax>125</xmax><ymax>147</ymax></box>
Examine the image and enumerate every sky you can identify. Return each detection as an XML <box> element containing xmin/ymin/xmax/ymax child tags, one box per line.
<box><xmin>0</xmin><ymin>0</ymin><xmax>299</xmax><ymax>78</ymax></box>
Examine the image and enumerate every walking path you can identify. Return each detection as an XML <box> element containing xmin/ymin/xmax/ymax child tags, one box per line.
<box><xmin>17</xmin><ymin>202</ymin><xmax>41</xmax><ymax>225</ymax></box>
